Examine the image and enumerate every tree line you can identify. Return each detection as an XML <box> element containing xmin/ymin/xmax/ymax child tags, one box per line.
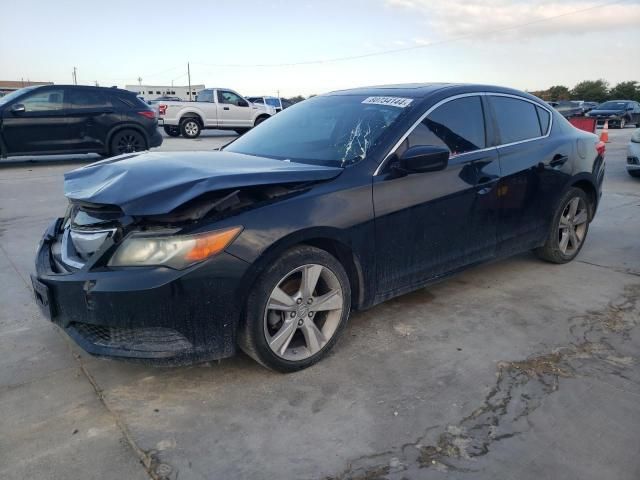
<box><xmin>529</xmin><ymin>80</ymin><xmax>640</xmax><ymax>103</ymax></box>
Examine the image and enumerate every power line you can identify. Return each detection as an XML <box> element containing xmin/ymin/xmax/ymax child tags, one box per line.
<box><xmin>192</xmin><ymin>0</ymin><xmax>630</xmax><ymax>68</ymax></box>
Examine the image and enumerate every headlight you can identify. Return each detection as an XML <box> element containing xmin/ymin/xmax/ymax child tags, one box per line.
<box><xmin>108</xmin><ymin>226</ymin><xmax>242</xmax><ymax>269</ymax></box>
<box><xmin>632</xmin><ymin>129</ymin><xmax>640</xmax><ymax>143</ymax></box>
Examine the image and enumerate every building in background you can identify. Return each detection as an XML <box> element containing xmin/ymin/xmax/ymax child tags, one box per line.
<box><xmin>125</xmin><ymin>84</ymin><xmax>205</xmax><ymax>101</ymax></box>
<box><xmin>0</xmin><ymin>80</ymin><xmax>53</xmax><ymax>97</ymax></box>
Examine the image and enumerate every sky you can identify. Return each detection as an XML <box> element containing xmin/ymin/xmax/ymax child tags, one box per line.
<box><xmin>1</xmin><ymin>0</ymin><xmax>639</xmax><ymax>97</ymax></box>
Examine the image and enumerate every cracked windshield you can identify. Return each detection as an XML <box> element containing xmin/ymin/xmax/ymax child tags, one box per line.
<box><xmin>225</xmin><ymin>94</ymin><xmax>414</xmax><ymax>166</ymax></box>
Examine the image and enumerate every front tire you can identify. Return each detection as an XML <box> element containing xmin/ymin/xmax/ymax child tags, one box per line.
<box><xmin>254</xmin><ymin>115</ymin><xmax>269</xmax><ymax>127</ymax></box>
<box><xmin>534</xmin><ymin>187</ymin><xmax>591</xmax><ymax>264</ymax></box>
<box><xmin>180</xmin><ymin>118</ymin><xmax>201</xmax><ymax>138</ymax></box>
<box><xmin>109</xmin><ymin>129</ymin><xmax>146</xmax><ymax>156</ymax></box>
<box><xmin>238</xmin><ymin>246</ymin><xmax>351</xmax><ymax>372</ymax></box>
<box><xmin>628</xmin><ymin>170</ymin><xmax>640</xmax><ymax>178</ymax></box>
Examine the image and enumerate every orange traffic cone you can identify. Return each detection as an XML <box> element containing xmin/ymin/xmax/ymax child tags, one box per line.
<box><xmin>600</xmin><ymin>120</ymin><xmax>609</xmax><ymax>143</ymax></box>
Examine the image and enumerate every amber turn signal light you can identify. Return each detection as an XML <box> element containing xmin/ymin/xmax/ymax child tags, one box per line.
<box><xmin>185</xmin><ymin>226</ymin><xmax>243</xmax><ymax>261</ymax></box>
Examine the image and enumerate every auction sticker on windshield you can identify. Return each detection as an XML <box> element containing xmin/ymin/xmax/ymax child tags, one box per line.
<box><xmin>362</xmin><ymin>96</ymin><xmax>413</xmax><ymax>108</ymax></box>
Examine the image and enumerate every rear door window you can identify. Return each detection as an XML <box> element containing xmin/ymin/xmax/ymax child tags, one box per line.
<box><xmin>400</xmin><ymin>95</ymin><xmax>486</xmax><ymax>156</ymax></box>
<box><xmin>490</xmin><ymin>96</ymin><xmax>544</xmax><ymax>144</ymax></box>
<box><xmin>68</xmin><ymin>89</ymin><xmax>109</xmax><ymax>109</ymax></box>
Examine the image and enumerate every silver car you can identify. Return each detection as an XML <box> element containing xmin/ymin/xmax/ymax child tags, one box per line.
<box><xmin>628</xmin><ymin>128</ymin><xmax>640</xmax><ymax>178</ymax></box>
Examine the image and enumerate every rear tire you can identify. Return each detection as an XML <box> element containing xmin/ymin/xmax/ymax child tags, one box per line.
<box><xmin>238</xmin><ymin>246</ymin><xmax>351</xmax><ymax>373</ymax></box>
<box><xmin>534</xmin><ymin>187</ymin><xmax>591</xmax><ymax>264</ymax></box>
<box><xmin>109</xmin><ymin>129</ymin><xmax>146</xmax><ymax>156</ymax></box>
<box><xmin>180</xmin><ymin>118</ymin><xmax>201</xmax><ymax>138</ymax></box>
<box><xmin>164</xmin><ymin>125</ymin><xmax>180</xmax><ymax>137</ymax></box>
<box><xmin>628</xmin><ymin>170</ymin><xmax>640</xmax><ymax>178</ymax></box>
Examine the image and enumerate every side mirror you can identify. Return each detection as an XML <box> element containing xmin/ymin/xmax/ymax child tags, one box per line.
<box><xmin>398</xmin><ymin>145</ymin><xmax>449</xmax><ymax>173</ymax></box>
<box><xmin>237</xmin><ymin>100</ymin><xmax>249</xmax><ymax>107</ymax></box>
<box><xmin>11</xmin><ymin>103</ymin><xmax>26</xmax><ymax>114</ymax></box>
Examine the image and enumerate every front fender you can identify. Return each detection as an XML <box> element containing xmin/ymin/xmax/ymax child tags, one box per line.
<box><xmin>232</xmin><ymin>226</ymin><xmax>370</xmax><ymax>311</ymax></box>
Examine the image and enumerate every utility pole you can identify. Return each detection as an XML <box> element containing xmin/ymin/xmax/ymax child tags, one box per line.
<box><xmin>187</xmin><ymin>62</ymin><xmax>191</xmax><ymax>101</ymax></box>
<box><xmin>72</xmin><ymin>67</ymin><xmax>78</xmax><ymax>85</ymax></box>
<box><xmin>94</xmin><ymin>80</ymin><xmax>99</xmax><ymax>87</ymax></box>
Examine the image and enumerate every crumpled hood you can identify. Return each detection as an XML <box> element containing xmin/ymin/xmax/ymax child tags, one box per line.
<box><xmin>64</xmin><ymin>151</ymin><xmax>343</xmax><ymax>216</ymax></box>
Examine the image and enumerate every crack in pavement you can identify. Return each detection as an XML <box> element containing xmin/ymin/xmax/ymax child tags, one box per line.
<box><xmin>577</xmin><ymin>259</ymin><xmax>640</xmax><ymax>278</ymax></box>
<box><xmin>2</xmin><ymin>242</ymin><xmax>166</xmax><ymax>480</ymax></box>
<box><xmin>325</xmin><ymin>284</ymin><xmax>640</xmax><ymax>479</ymax></box>
<box><xmin>61</xmin><ymin>335</ymin><xmax>174</xmax><ymax>480</ymax></box>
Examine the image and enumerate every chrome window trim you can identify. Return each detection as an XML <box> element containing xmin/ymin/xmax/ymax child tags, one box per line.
<box><xmin>374</xmin><ymin>91</ymin><xmax>553</xmax><ymax>176</ymax></box>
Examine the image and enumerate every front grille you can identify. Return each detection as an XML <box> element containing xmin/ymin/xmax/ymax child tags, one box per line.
<box><xmin>70</xmin><ymin>323</ymin><xmax>192</xmax><ymax>353</ymax></box>
<box><xmin>60</xmin><ymin>227</ymin><xmax>116</xmax><ymax>269</ymax></box>
<box><xmin>628</xmin><ymin>156</ymin><xmax>639</xmax><ymax>165</ymax></box>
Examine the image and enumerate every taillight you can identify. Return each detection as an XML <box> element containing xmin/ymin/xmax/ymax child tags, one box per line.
<box><xmin>137</xmin><ymin>110</ymin><xmax>156</xmax><ymax>120</ymax></box>
<box><xmin>596</xmin><ymin>140</ymin><xmax>605</xmax><ymax>157</ymax></box>
<box><xmin>158</xmin><ymin>104</ymin><xmax>167</xmax><ymax>116</ymax></box>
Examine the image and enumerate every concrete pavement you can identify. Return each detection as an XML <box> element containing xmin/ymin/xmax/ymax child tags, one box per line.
<box><xmin>1</xmin><ymin>127</ymin><xmax>638</xmax><ymax>480</ymax></box>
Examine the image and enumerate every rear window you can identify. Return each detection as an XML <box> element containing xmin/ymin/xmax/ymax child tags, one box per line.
<box><xmin>113</xmin><ymin>92</ymin><xmax>147</xmax><ymax>109</ymax></box>
<box><xmin>597</xmin><ymin>101</ymin><xmax>629</xmax><ymax>110</ymax></box>
<box><xmin>491</xmin><ymin>96</ymin><xmax>543</xmax><ymax>144</ymax></box>
<box><xmin>196</xmin><ymin>90</ymin><xmax>214</xmax><ymax>102</ymax></box>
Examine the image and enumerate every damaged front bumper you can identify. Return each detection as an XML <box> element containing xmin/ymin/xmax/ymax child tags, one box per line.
<box><xmin>32</xmin><ymin>219</ymin><xmax>250</xmax><ymax>365</ymax></box>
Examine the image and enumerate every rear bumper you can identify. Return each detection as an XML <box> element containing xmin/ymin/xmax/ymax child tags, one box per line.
<box><xmin>592</xmin><ymin>116</ymin><xmax>622</xmax><ymax>125</ymax></box>
<box><xmin>33</xmin><ymin>220</ymin><xmax>250</xmax><ymax>365</ymax></box>
<box><xmin>149</xmin><ymin>128</ymin><xmax>163</xmax><ymax>149</ymax></box>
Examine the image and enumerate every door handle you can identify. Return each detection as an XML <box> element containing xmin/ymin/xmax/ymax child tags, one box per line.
<box><xmin>223</xmin><ymin>107</ymin><xmax>230</xmax><ymax>111</ymax></box>
<box><xmin>476</xmin><ymin>185</ymin><xmax>494</xmax><ymax>195</ymax></box>
<box><xmin>550</xmin><ymin>154</ymin><xmax>569</xmax><ymax>168</ymax></box>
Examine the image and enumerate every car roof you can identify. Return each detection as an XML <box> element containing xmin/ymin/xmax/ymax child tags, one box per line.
<box><xmin>34</xmin><ymin>84</ymin><xmax>136</xmax><ymax>95</ymax></box>
<box><xmin>325</xmin><ymin>83</ymin><xmax>543</xmax><ymax>102</ymax></box>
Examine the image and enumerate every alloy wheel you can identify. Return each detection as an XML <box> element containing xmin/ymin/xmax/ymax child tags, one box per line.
<box><xmin>117</xmin><ymin>134</ymin><xmax>143</xmax><ymax>153</ymax></box>
<box><xmin>558</xmin><ymin>197</ymin><xmax>588</xmax><ymax>255</ymax></box>
<box><xmin>263</xmin><ymin>264</ymin><xmax>344</xmax><ymax>361</ymax></box>
<box><xmin>184</xmin><ymin>121</ymin><xmax>199</xmax><ymax>136</ymax></box>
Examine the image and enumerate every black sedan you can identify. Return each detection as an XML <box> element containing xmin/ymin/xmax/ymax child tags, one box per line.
<box><xmin>32</xmin><ymin>83</ymin><xmax>605</xmax><ymax>372</ymax></box>
<box><xmin>587</xmin><ymin>100</ymin><xmax>640</xmax><ymax>128</ymax></box>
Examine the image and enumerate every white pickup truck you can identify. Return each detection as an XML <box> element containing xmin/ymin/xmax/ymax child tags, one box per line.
<box><xmin>157</xmin><ymin>88</ymin><xmax>273</xmax><ymax>138</ymax></box>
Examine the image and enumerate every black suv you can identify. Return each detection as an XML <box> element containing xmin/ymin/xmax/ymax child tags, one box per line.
<box><xmin>0</xmin><ymin>85</ymin><xmax>163</xmax><ymax>158</ymax></box>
